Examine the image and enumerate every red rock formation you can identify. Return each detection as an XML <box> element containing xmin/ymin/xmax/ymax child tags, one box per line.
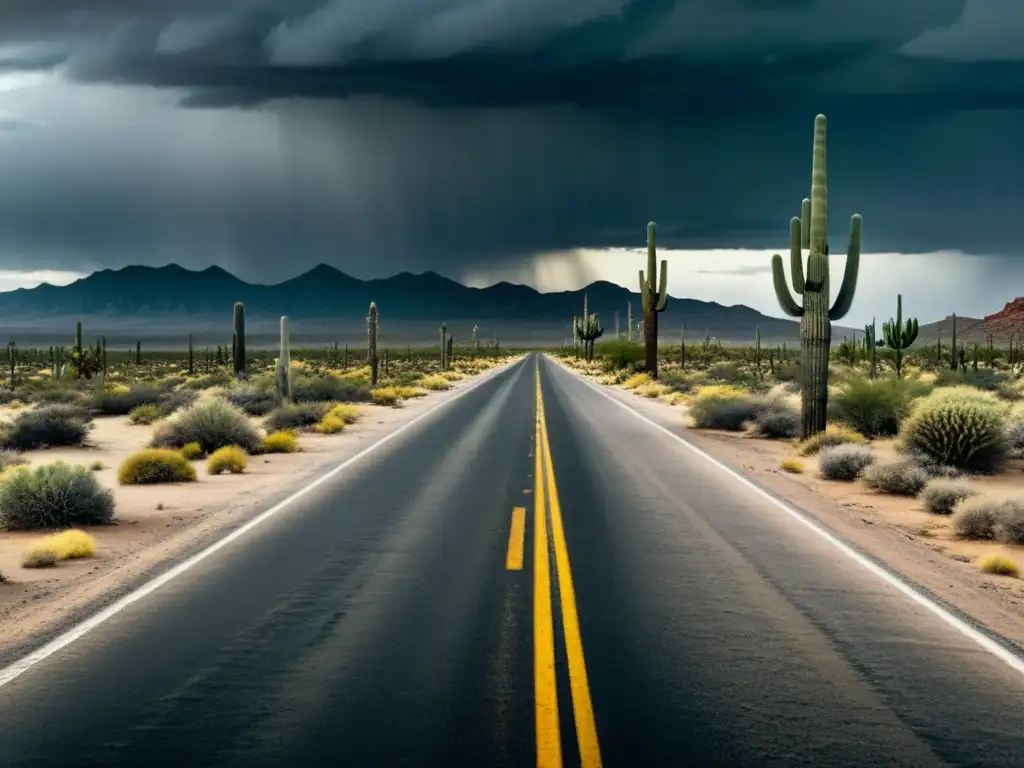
<box><xmin>981</xmin><ymin>297</ymin><xmax>1024</xmax><ymax>336</ymax></box>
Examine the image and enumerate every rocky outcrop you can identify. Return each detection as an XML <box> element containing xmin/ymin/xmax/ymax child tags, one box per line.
<box><xmin>981</xmin><ymin>298</ymin><xmax>1024</xmax><ymax>336</ymax></box>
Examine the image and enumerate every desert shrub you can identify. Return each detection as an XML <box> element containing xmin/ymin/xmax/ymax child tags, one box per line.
<box><xmin>595</xmin><ymin>339</ymin><xmax>645</xmax><ymax>371</ymax></box>
<box><xmin>829</xmin><ymin>377</ymin><xmax>925</xmax><ymax>438</ymax></box>
<box><xmin>182</xmin><ymin>371</ymin><xmax>234</xmax><ymax>390</ymax></box>
<box><xmin>89</xmin><ymin>460</ymin><xmax>104</xmax><ymax>471</ymax></box>
<box><xmin>752</xmin><ymin>404</ymin><xmax>801</xmax><ymax>439</ymax></box>
<box><xmin>978</xmin><ymin>554</ymin><xmax>1018</xmax><ymax>577</ymax></box>
<box><xmin>32</xmin><ymin>388</ymin><xmax>86</xmax><ymax>405</ymax></box>
<box><xmin>1</xmin><ymin>404</ymin><xmax>90</xmax><ymax>450</ymax></box>
<box><xmin>179</xmin><ymin>442</ymin><xmax>203</xmax><ymax>460</ymax></box>
<box><xmin>659</xmin><ymin>369</ymin><xmax>710</xmax><ymax>394</ymax></box>
<box><xmin>0</xmin><ymin>462</ymin><xmax>115</xmax><ymax>530</ymax></box>
<box><xmin>899</xmin><ymin>387</ymin><xmax>1010</xmax><ymax>474</ymax></box>
<box><xmin>797</xmin><ymin>424</ymin><xmax>867</xmax><ymax>455</ymax></box>
<box><xmin>260</xmin><ymin>430</ymin><xmax>299</xmax><ymax>454</ymax></box>
<box><xmin>818</xmin><ymin>444</ymin><xmax>875</xmax><ymax>481</ymax></box>
<box><xmin>226</xmin><ymin>386</ymin><xmax>277</xmax><ymax>416</ymax></box>
<box><xmin>118</xmin><ymin>448</ymin><xmax>197</xmax><ymax>485</ymax></box>
<box><xmin>0</xmin><ymin>449</ymin><xmax>27</xmax><ymax>472</ymax></box>
<box><xmin>934</xmin><ymin>367</ymin><xmax>1010</xmax><ymax>392</ymax></box>
<box><xmin>157</xmin><ymin>389</ymin><xmax>199</xmax><ymax>417</ymax></box>
<box><xmin>993</xmin><ymin>500</ymin><xmax>1024</xmax><ymax>545</ymax></box>
<box><xmin>952</xmin><ymin>497</ymin><xmax>1003</xmax><ymax>540</ymax></box>
<box><xmin>861</xmin><ymin>460</ymin><xmax>928</xmax><ymax>496</ymax></box>
<box><xmin>128</xmin><ymin>404</ymin><xmax>161</xmax><ymax>425</ymax></box>
<box><xmin>901</xmin><ymin>449</ymin><xmax>963</xmax><ymax>479</ymax></box>
<box><xmin>292</xmin><ymin>374</ymin><xmax>372</xmax><ymax>404</ymax></box>
<box><xmin>780</xmin><ymin>458</ymin><xmax>804</xmax><ymax>474</ymax></box>
<box><xmin>207</xmin><ymin>445</ymin><xmax>248</xmax><ymax>475</ymax></box>
<box><xmin>265</xmin><ymin>402</ymin><xmax>331</xmax><ymax>432</ymax></box>
<box><xmin>689</xmin><ymin>386</ymin><xmax>766</xmax><ymax>431</ymax></box>
<box><xmin>91</xmin><ymin>385</ymin><xmax>164</xmax><ymax>416</ymax></box>
<box><xmin>314</xmin><ymin>414</ymin><xmax>346</xmax><ymax>434</ymax></box>
<box><xmin>707</xmin><ymin>363</ymin><xmax>751</xmax><ymax>385</ymax></box>
<box><xmin>919</xmin><ymin>478</ymin><xmax>978</xmax><ymax>515</ymax></box>
<box><xmin>416</xmin><ymin>375</ymin><xmax>450</xmax><ymax>391</ymax></box>
<box><xmin>1009</xmin><ymin>413</ymin><xmax>1024</xmax><ymax>457</ymax></box>
<box><xmin>394</xmin><ymin>386</ymin><xmax>426</xmax><ymax>399</ymax></box>
<box><xmin>34</xmin><ymin>529</ymin><xmax>96</xmax><ymax>560</ymax></box>
<box><xmin>22</xmin><ymin>543</ymin><xmax>58</xmax><ymax>568</ymax></box>
<box><xmin>622</xmin><ymin>372</ymin><xmax>652</xmax><ymax>390</ymax></box>
<box><xmin>151</xmin><ymin>397</ymin><xmax>262</xmax><ymax>455</ymax></box>
<box><xmin>371</xmin><ymin>387</ymin><xmax>402</xmax><ymax>407</ymax></box>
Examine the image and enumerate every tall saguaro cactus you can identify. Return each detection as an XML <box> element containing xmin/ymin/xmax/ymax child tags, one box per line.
<box><xmin>367</xmin><ymin>303</ymin><xmax>379</xmax><ymax>386</ymax></box>
<box><xmin>276</xmin><ymin>316</ymin><xmax>292</xmax><ymax>404</ymax></box>
<box><xmin>573</xmin><ymin>294</ymin><xmax>604</xmax><ymax>361</ymax></box>
<box><xmin>232</xmin><ymin>302</ymin><xmax>246</xmax><ymax>377</ymax></box>
<box><xmin>770</xmin><ymin>114</ymin><xmax>862</xmax><ymax>438</ymax></box>
<box><xmin>440</xmin><ymin>322</ymin><xmax>448</xmax><ymax>370</ymax></box>
<box><xmin>640</xmin><ymin>221</ymin><xmax>669</xmax><ymax>377</ymax></box>
<box><xmin>864</xmin><ymin>318</ymin><xmax>878</xmax><ymax>379</ymax></box>
<box><xmin>881</xmin><ymin>294</ymin><xmax>918</xmax><ymax>379</ymax></box>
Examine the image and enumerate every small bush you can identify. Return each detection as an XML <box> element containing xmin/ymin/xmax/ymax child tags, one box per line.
<box><xmin>689</xmin><ymin>386</ymin><xmax>765</xmax><ymax>431</ymax></box>
<box><xmin>978</xmin><ymin>554</ymin><xmax>1018</xmax><ymax>577</ymax></box>
<box><xmin>920</xmin><ymin>478</ymin><xmax>978</xmax><ymax>515</ymax></box>
<box><xmin>226</xmin><ymin>387</ymin><xmax>277</xmax><ymax>416</ymax></box>
<box><xmin>0</xmin><ymin>462</ymin><xmax>115</xmax><ymax>530</ymax></box>
<box><xmin>292</xmin><ymin>374</ymin><xmax>372</xmax><ymax>404</ymax></box>
<box><xmin>314</xmin><ymin>415</ymin><xmax>346</xmax><ymax>434</ymax></box>
<box><xmin>861</xmin><ymin>460</ymin><xmax>928</xmax><ymax>496</ymax></box>
<box><xmin>818</xmin><ymin>444</ymin><xmax>875</xmax><ymax>481</ymax></box>
<box><xmin>325</xmin><ymin>403</ymin><xmax>360</xmax><ymax>424</ymax></box>
<box><xmin>179</xmin><ymin>442</ymin><xmax>203</xmax><ymax>460</ymax></box>
<box><xmin>797</xmin><ymin>424</ymin><xmax>867</xmax><ymax>455</ymax></box>
<box><xmin>395</xmin><ymin>386</ymin><xmax>426</xmax><ymax>399</ymax></box>
<box><xmin>128</xmin><ymin>404</ymin><xmax>161</xmax><ymax>425</ymax></box>
<box><xmin>993</xmin><ymin>500</ymin><xmax>1024</xmax><ymax>545</ymax></box>
<box><xmin>1009</xmin><ymin>416</ymin><xmax>1024</xmax><ymax>457</ymax></box>
<box><xmin>2</xmin><ymin>405</ymin><xmax>90</xmax><ymax>451</ymax></box>
<box><xmin>118</xmin><ymin>449</ymin><xmax>198</xmax><ymax>485</ymax></box>
<box><xmin>899</xmin><ymin>387</ymin><xmax>1011</xmax><ymax>474</ymax></box>
<box><xmin>207</xmin><ymin>445</ymin><xmax>248</xmax><ymax>475</ymax></box>
<box><xmin>260</xmin><ymin>430</ymin><xmax>299</xmax><ymax>454</ymax></box>
<box><xmin>151</xmin><ymin>398</ymin><xmax>262</xmax><ymax>455</ymax></box>
<box><xmin>89</xmin><ymin>460</ymin><xmax>104</xmax><ymax>471</ymax></box>
<box><xmin>829</xmin><ymin>377</ymin><xmax>926</xmax><ymax>438</ymax></box>
<box><xmin>752</xmin><ymin>404</ymin><xmax>801</xmax><ymax>439</ymax></box>
<box><xmin>622</xmin><ymin>373</ymin><xmax>652</xmax><ymax>390</ymax></box>
<box><xmin>91</xmin><ymin>385</ymin><xmax>164</xmax><ymax>416</ymax></box>
<box><xmin>371</xmin><ymin>387</ymin><xmax>402</xmax><ymax>407</ymax></box>
<box><xmin>952</xmin><ymin>497</ymin><xmax>1003</xmax><ymax>540</ymax></box>
<box><xmin>22</xmin><ymin>544</ymin><xmax>59</xmax><ymax>568</ymax></box>
<box><xmin>156</xmin><ymin>389</ymin><xmax>199</xmax><ymax>417</ymax></box>
<box><xmin>0</xmin><ymin>449</ymin><xmax>27</xmax><ymax>472</ymax></box>
<box><xmin>416</xmin><ymin>375</ymin><xmax>450</xmax><ymax>391</ymax></box>
<box><xmin>595</xmin><ymin>339</ymin><xmax>645</xmax><ymax>371</ymax></box>
<box><xmin>780</xmin><ymin>458</ymin><xmax>804</xmax><ymax>474</ymax></box>
<box><xmin>36</xmin><ymin>529</ymin><xmax>96</xmax><ymax>559</ymax></box>
<box><xmin>265</xmin><ymin>402</ymin><xmax>330</xmax><ymax>432</ymax></box>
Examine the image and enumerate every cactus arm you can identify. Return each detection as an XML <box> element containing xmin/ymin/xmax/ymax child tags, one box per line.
<box><xmin>829</xmin><ymin>213</ymin><xmax>862</xmax><ymax>321</ymax></box>
<box><xmin>639</xmin><ymin>270</ymin><xmax>650</xmax><ymax>312</ymax></box>
<box><xmin>800</xmin><ymin>198</ymin><xmax>811</xmax><ymax>250</ymax></box>
<box><xmin>789</xmin><ymin>217</ymin><xmax>805</xmax><ymax>294</ymax></box>
<box><xmin>655</xmin><ymin>259</ymin><xmax>668</xmax><ymax>311</ymax></box>
<box><xmin>771</xmin><ymin>254</ymin><xmax>804</xmax><ymax>317</ymax></box>
<box><xmin>906</xmin><ymin>318</ymin><xmax>919</xmax><ymax>346</ymax></box>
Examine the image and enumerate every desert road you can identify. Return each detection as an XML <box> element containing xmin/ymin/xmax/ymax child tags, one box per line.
<box><xmin>4</xmin><ymin>354</ymin><xmax>1024</xmax><ymax>767</ymax></box>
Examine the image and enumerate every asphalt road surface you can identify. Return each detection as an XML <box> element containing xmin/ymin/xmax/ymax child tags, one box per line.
<box><xmin>4</xmin><ymin>354</ymin><xmax>1024</xmax><ymax>767</ymax></box>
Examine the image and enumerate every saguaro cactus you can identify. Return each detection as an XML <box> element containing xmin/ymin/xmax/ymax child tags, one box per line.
<box><xmin>446</xmin><ymin>336</ymin><xmax>454</xmax><ymax>367</ymax></box>
<box><xmin>640</xmin><ymin>221</ymin><xmax>669</xmax><ymax>378</ymax></box>
<box><xmin>770</xmin><ymin>114</ymin><xmax>862</xmax><ymax>438</ymax></box>
<box><xmin>368</xmin><ymin>303</ymin><xmax>379</xmax><ymax>386</ymax></box>
<box><xmin>627</xmin><ymin>301</ymin><xmax>633</xmax><ymax>343</ymax></box>
<box><xmin>572</xmin><ymin>294</ymin><xmax>604</xmax><ymax>361</ymax></box>
<box><xmin>232</xmin><ymin>302</ymin><xmax>246</xmax><ymax>377</ymax></box>
<box><xmin>680</xmin><ymin>319</ymin><xmax>687</xmax><ymax>369</ymax></box>
<box><xmin>188</xmin><ymin>334</ymin><xmax>195</xmax><ymax>376</ymax></box>
<box><xmin>950</xmin><ymin>313</ymin><xmax>959</xmax><ymax>371</ymax></box>
<box><xmin>276</xmin><ymin>316</ymin><xmax>292</xmax><ymax>404</ymax></box>
<box><xmin>471</xmin><ymin>324</ymin><xmax>479</xmax><ymax>351</ymax></box>
<box><xmin>881</xmin><ymin>294</ymin><xmax>918</xmax><ymax>379</ymax></box>
<box><xmin>440</xmin><ymin>322</ymin><xmax>448</xmax><ymax>370</ymax></box>
<box><xmin>864</xmin><ymin>318</ymin><xmax>878</xmax><ymax>379</ymax></box>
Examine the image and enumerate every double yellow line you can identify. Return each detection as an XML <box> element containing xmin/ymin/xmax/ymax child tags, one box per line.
<box><xmin>531</xmin><ymin>362</ymin><xmax>602</xmax><ymax>768</ymax></box>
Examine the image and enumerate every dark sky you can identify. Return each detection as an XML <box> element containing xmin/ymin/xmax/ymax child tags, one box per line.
<box><xmin>0</xmin><ymin>0</ymin><xmax>1021</xmax><ymax>321</ymax></box>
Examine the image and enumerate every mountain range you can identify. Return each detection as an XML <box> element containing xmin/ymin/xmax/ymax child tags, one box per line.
<box><xmin>0</xmin><ymin>263</ymin><xmax>889</xmax><ymax>344</ymax></box>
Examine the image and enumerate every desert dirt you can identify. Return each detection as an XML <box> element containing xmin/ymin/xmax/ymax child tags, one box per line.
<box><xmin>554</xmin><ymin>356</ymin><xmax>1024</xmax><ymax>650</ymax></box>
<box><xmin>0</xmin><ymin>359</ymin><xmax>518</xmax><ymax>662</ymax></box>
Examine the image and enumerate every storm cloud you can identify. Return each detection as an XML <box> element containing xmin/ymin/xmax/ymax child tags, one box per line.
<box><xmin>0</xmin><ymin>0</ymin><xmax>1021</xmax><ymax>320</ymax></box>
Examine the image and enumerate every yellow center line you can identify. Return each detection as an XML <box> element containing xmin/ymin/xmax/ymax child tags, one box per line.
<box><xmin>506</xmin><ymin>507</ymin><xmax>527</xmax><ymax>571</ymax></box>
<box><xmin>534</xmin><ymin>365</ymin><xmax>562</xmax><ymax>767</ymax></box>
<box><xmin>538</xmin><ymin>373</ymin><xmax>603</xmax><ymax>768</ymax></box>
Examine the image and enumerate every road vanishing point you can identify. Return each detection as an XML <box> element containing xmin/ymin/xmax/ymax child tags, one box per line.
<box><xmin>4</xmin><ymin>354</ymin><xmax>1024</xmax><ymax>767</ymax></box>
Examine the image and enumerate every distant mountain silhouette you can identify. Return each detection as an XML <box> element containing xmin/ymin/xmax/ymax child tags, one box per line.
<box><xmin>0</xmin><ymin>263</ymin><xmax>856</xmax><ymax>341</ymax></box>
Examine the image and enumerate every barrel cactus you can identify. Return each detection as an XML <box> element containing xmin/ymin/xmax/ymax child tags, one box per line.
<box><xmin>771</xmin><ymin>114</ymin><xmax>862</xmax><ymax>438</ymax></box>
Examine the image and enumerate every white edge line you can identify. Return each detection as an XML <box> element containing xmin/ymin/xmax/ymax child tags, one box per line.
<box><xmin>546</xmin><ymin>355</ymin><xmax>1024</xmax><ymax>679</ymax></box>
<box><xmin>0</xmin><ymin>356</ymin><xmax>525</xmax><ymax>689</ymax></box>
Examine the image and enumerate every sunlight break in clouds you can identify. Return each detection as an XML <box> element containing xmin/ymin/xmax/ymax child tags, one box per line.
<box><xmin>0</xmin><ymin>269</ymin><xmax>85</xmax><ymax>292</ymax></box>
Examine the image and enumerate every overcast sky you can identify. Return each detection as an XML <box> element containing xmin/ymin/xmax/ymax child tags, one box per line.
<box><xmin>0</xmin><ymin>0</ymin><xmax>1022</xmax><ymax>325</ymax></box>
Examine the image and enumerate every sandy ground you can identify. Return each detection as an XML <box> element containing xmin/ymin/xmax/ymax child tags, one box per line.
<box><xmin>0</xmin><ymin>358</ymin><xmax>520</xmax><ymax>660</ymax></box>
<box><xmin>553</xmin><ymin>356</ymin><xmax>1024</xmax><ymax>649</ymax></box>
